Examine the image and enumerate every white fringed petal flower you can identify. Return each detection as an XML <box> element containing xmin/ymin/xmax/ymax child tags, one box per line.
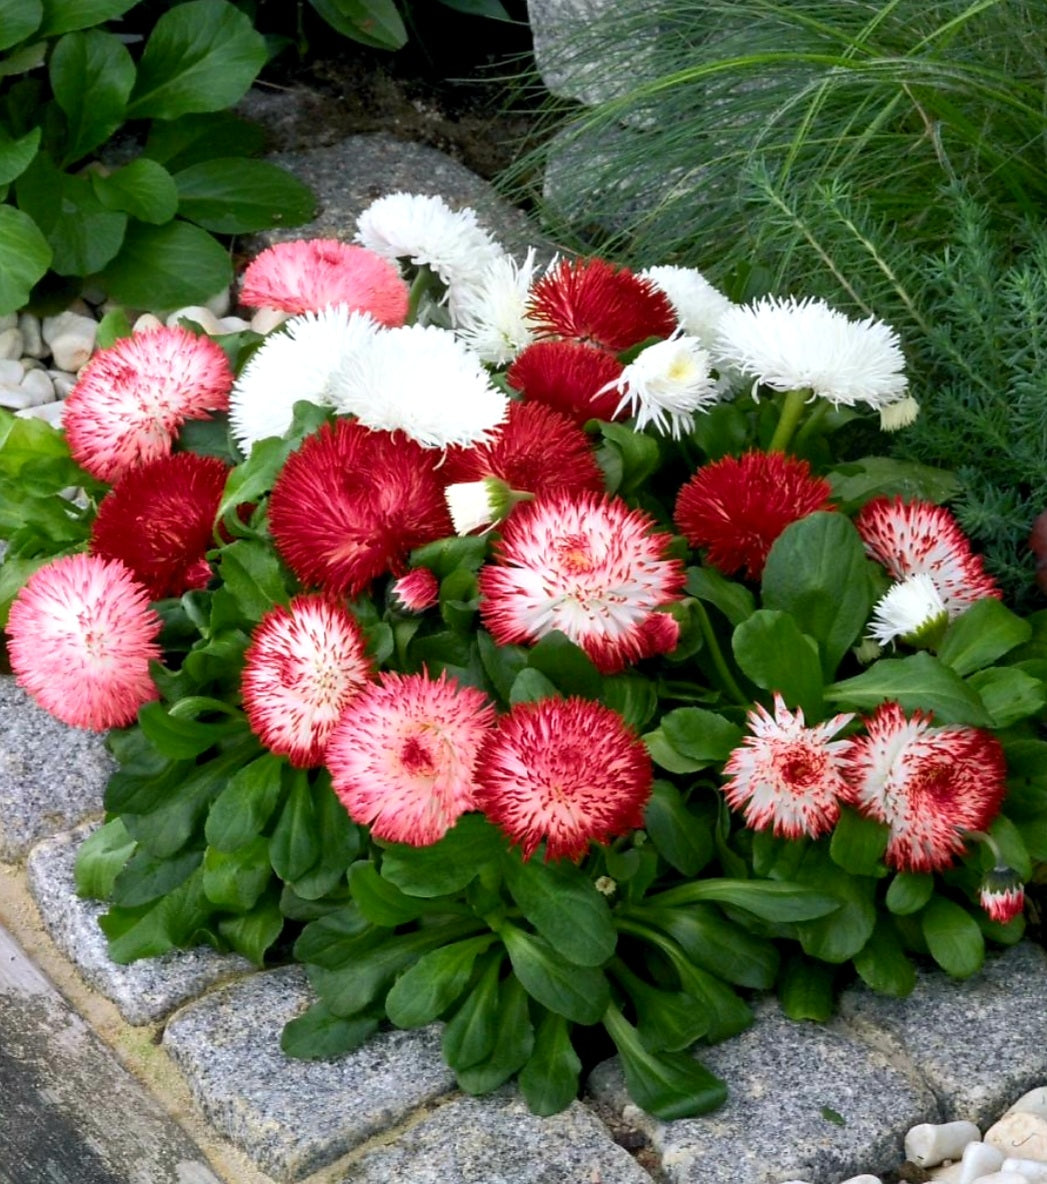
<box><xmin>450</xmin><ymin>247</ymin><xmax>542</xmax><ymax>365</ymax></box>
<box><xmin>600</xmin><ymin>335</ymin><xmax>719</xmax><ymax>437</ymax></box>
<box><xmin>867</xmin><ymin>572</ymin><xmax>947</xmax><ymax>647</ymax></box>
<box><xmin>641</xmin><ymin>264</ymin><xmax>733</xmax><ymax>346</ymax></box>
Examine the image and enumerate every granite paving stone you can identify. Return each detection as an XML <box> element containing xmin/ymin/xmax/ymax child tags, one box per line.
<box><xmin>587</xmin><ymin>996</ymin><xmax>939</xmax><ymax>1184</ymax></box>
<box><xmin>345</xmin><ymin>1089</ymin><xmax>653</xmax><ymax>1184</ymax></box>
<box><xmin>839</xmin><ymin>942</ymin><xmax>1047</xmax><ymax>1129</ymax></box>
<box><xmin>162</xmin><ymin>964</ymin><xmax>457</xmax><ymax>1183</ymax></box>
<box><xmin>0</xmin><ymin>675</ymin><xmax>114</xmax><ymax>863</ymax></box>
<box><xmin>26</xmin><ymin>822</ymin><xmax>252</xmax><ymax>1026</ymax></box>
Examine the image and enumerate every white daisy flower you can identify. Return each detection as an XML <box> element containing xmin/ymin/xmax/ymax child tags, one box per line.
<box><xmin>228</xmin><ymin>306</ymin><xmax>378</xmax><ymax>453</ymax></box>
<box><xmin>713</xmin><ymin>295</ymin><xmax>908</xmax><ymax>409</ymax></box>
<box><xmin>641</xmin><ymin>264</ymin><xmax>733</xmax><ymax>347</ymax></box>
<box><xmin>867</xmin><ymin>572</ymin><xmax>948</xmax><ymax>647</ymax></box>
<box><xmin>355</xmin><ymin>192</ymin><xmax>504</xmax><ymax>295</ymax></box>
<box><xmin>330</xmin><ymin>322</ymin><xmax>508</xmax><ymax>448</ymax></box>
<box><xmin>450</xmin><ymin>247</ymin><xmax>542</xmax><ymax>365</ymax></box>
<box><xmin>599</xmin><ymin>335</ymin><xmax>719</xmax><ymax>437</ymax></box>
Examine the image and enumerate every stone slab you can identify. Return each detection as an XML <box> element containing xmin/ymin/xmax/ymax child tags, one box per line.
<box><xmin>26</xmin><ymin>822</ymin><xmax>252</xmax><ymax>1026</ymax></box>
<box><xmin>587</xmin><ymin>996</ymin><xmax>938</xmax><ymax>1184</ymax></box>
<box><xmin>345</xmin><ymin>1089</ymin><xmax>652</xmax><ymax>1184</ymax></box>
<box><xmin>839</xmin><ymin>942</ymin><xmax>1047</xmax><ymax>1130</ymax></box>
<box><xmin>0</xmin><ymin>674</ymin><xmax>114</xmax><ymax>863</ymax></box>
<box><xmin>0</xmin><ymin>922</ymin><xmax>220</xmax><ymax>1184</ymax></box>
<box><xmin>162</xmin><ymin>965</ymin><xmax>457</xmax><ymax>1182</ymax></box>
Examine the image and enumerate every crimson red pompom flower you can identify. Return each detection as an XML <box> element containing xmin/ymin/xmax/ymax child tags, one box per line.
<box><xmin>267</xmin><ymin>419</ymin><xmax>453</xmax><ymax>597</ymax></box>
<box><xmin>63</xmin><ymin>326</ymin><xmax>233</xmax><ymax>483</ymax></box>
<box><xmin>528</xmin><ymin>257</ymin><xmax>676</xmax><ymax>352</ymax></box>
<box><xmin>506</xmin><ymin>339</ymin><xmax>625</xmax><ymax>426</ymax></box>
<box><xmin>327</xmin><ymin>670</ymin><xmax>496</xmax><ymax>845</ymax></box>
<box><xmin>476</xmin><ymin>696</ymin><xmax>653</xmax><ymax>861</ymax></box>
<box><xmin>442</xmin><ymin>399</ymin><xmax>605</xmax><ymax>501</ymax></box>
<box><xmin>90</xmin><ymin>452</ymin><xmax>230</xmax><ymax>600</ymax></box>
<box><xmin>841</xmin><ymin>701</ymin><xmax>1007</xmax><ymax>872</ymax></box>
<box><xmin>241</xmin><ymin>595</ymin><xmax>372</xmax><ymax>768</ymax></box>
<box><xmin>6</xmin><ymin>554</ymin><xmax>161</xmax><ymax>730</ymax></box>
<box><xmin>674</xmin><ymin>450</ymin><xmax>835</xmax><ymax>580</ymax></box>
<box><xmin>239</xmin><ymin>239</ymin><xmax>409</xmax><ymax>325</ymax></box>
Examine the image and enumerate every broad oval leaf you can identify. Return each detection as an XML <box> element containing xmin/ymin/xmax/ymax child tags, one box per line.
<box><xmin>37</xmin><ymin>0</ymin><xmax>137</xmax><ymax>37</ymax></box>
<box><xmin>308</xmin><ymin>0</ymin><xmax>408</xmax><ymax>49</ymax></box>
<box><xmin>0</xmin><ymin>204</ymin><xmax>51</xmax><ymax>314</ymax></box>
<box><xmin>48</xmin><ymin>172</ymin><xmax>127</xmax><ymax>275</ymax></box>
<box><xmin>280</xmin><ymin>1001</ymin><xmax>378</xmax><ymax>1060</ymax></box>
<box><xmin>731</xmin><ymin>609</ymin><xmax>824</xmax><ymax>719</ymax></box>
<box><xmin>827</xmin><ymin>651</ymin><xmax>993</xmax><ymax>727</ymax></box>
<box><xmin>518</xmin><ymin>1011</ymin><xmax>580</xmax><ymax>1116</ymax></box>
<box><xmin>92</xmin><ymin>158</ymin><xmax>179</xmax><ymax>224</ymax></box>
<box><xmin>0</xmin><ymin>0</ymin><xmax>42</xmax><ymax>50</ymax></box>
<box><xmin>385</xmin><ymin>935</ymin><xmax>495</xmax><ymax>1028</ymax></box>
<box><xmin>98</xmin><ymin>219</ymin><xmax>232</xmax><ymax>309</ymax></box>
<box><xmin>503</xmin><ymin>854</ymin><xmax>617</xmax><ymax>967</ymax></box>
<box><xmin>0</xmin><ymin>127</ymin><xmax>41</xmax><ymax>186</ymax></box>
<box><xmin>500</xmin><ymin>924</ymin><xmax>609</xmax><ymax>1024</ymax></box>
<box><xmin>659</xmin><ymin>706</ymin><xmax>743</xmax><ymax>764</ymax></box>
<box><xmin>379</xmin><ymin>813</ymin><xmax>504</xmax><ymax>898</ymax></box>
<box><xmin>921</xmin><ymin>897</ymin><xmax>984</xmax><ymax>978</ymax></box>
<box><xmin>649</xmin><ymin>879</ymin><xmax>840</xmax><ymax>923</ymax></box>
<box><xmin>938</xmin><ymin>597</ymin><xmax>1032</xmax><ymax>676</ymax></box>
<box><xmin>205</xmin><ymin>753</ymin><xmax>285</xmax><ymax>851</ymax></box>
<box><xmin>49</xmin><ymin>29</ymin><xmax>135</xmax><ymax>164</ymax></box>
<box><xmin>643</xmin><ymin>781</ymin><xmax>714</xmax><ymax>876</ymax></box>
<box><xmin>173</xmin><ymin>157</ymin><xmax>316</xmax><ymax>233</ymax></box>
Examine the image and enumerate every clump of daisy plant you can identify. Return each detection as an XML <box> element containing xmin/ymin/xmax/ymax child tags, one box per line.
<box><xmin>4</xmin><ymin>190</ymin><xmax>1046</xmax><ymax>1128</ymax></box>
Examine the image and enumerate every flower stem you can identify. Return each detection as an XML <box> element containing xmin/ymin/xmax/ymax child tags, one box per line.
<box><xmin>692</xmin><ymin>600</ymin><xmax>748</xmax><ymax>706</ymax></box>
<box><xmin>407</xmin><ymin>265</ymin><xmax>440</xmax><ymax>322</ymax></box>
<box><xmin>768</xmin><ymin>388</ymin><xmax>809</xmax><ymax>453</ymax></box>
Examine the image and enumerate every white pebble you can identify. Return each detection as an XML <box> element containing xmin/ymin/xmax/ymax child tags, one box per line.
<box><xmin>19</xmin><ymin>368</ymin><xmax>54</xmax><ymax>403</ymax></box>
<box><xmin>214</xmin><ymin>315</ymin><xmax>250</xmax><ymax>334</ymax></box>
<box><xmin>166</xmin><ymin>305</ymin><xmax>221</xmax><ymax>334</ymax></box>
<box><xmin>1001</xmin><ymin>1159</ymin><xmax>1047</xmax><ymax>1181</ymax></box>
<box><xmin>47</xmin><ymin>370</ymin><xmax>78</xmax><ymax>398</ymax></box>
<box><xmin>0</xmin><ymin>359</ymin><xmax>22</xmax><ymax>385</ymax></box>
<box><xmin>930</xmin><ymin>1165</ymin><xmax>965</xmax><ymax>1183</ymax></box>
<box><xmin>907</xmin><ymin>1122</ymin><xmax>983</xmax><ymax>1168</ymax></box>
<box><xmin>0</xmin><ymin>327</ymin><xmax>24</xmax><ymax>359</ymax></box>
<box><xmin>204</xmin><ymin>287</ymin><xmax>231</xmax><ymax>317</ymax></box>
<box><xmin>15</xmin><ymin>400</ymin><xmax>64</xmax><ymax>425</ymax></box>
<box><xmin>0</xmin><ymin>384</ymin><xmax>37</xmax><ymax>409</ymax></box>
<box><xmin>42</xmin><ymin>309</ymin><xmax>92</xmax><ymax>345</ymax></box>
<box><xmin>1006</xmin><ymin>1090</ymin><xmax>1047</xmax><ymax>1121</ymax></box>
<box><xmin>20</xmin><ymin>356</ymin><xmax>43</xmax><ymax>370</ymax></box>
<box><xmin>969</xmin><ymin>1174</ymin><xmax>1031</xmax><ymax>1184</ymax></box>
<box><xmin>17</xmin><ymin>312</ymin><xmax>45</xmax><ymax>358</ymax></box>
<box><xmin>250</xmin><ymin>306</ymin><xmax>290</xmax><ymax>335</ymax></box>
<box><xmin>0</xmin><ymin>312</ymin><xmax>17</xmax><ymax>331</ymax></box>
<box><xmin>43</xmin><ymin>312</ymin><xmax>97</xmax><ymax>370</ymax></box>
<box><xmin>133</xmin><ymin>313</ymin><xmax>164</xmax><ymax>334</ymax></box>
<box><xmin>960</xmin><ymin>1143</ymin><xmax>1006</xmax><ymax>1183</ymax></box>
<box><xmin>987</xmin><ymin>1113</ymin><xmax>1047</xmax><ymax>1163</ymax></box>
<box><xmin>840</xmin><ymin>1176</ymin><xmax>882</xmax><ymax>1183</ymax></box>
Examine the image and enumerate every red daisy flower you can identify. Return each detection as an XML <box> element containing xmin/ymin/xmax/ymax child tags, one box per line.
<box><xmin>478</xmin><ymin>490</ymin><xmax>686</xmax><ymax>674</ymax></box>
<box><xmin>506</xmin><ymin>339</ymin><xmax>625</xmax><ymax>426</ymax></box>
<box><xmin>241</xmin><ymin>595</ymin><xmax>372</xmax><ymax>768</ymax></box>
<box><xmin>6</xmin><ymin>554</ymin><xmax>161</xmax><ymax>730</ymax></box>
<box><xmin>326</xmin><ymin>670</ymin><xmax>496</xmax><ymax>846</ymax></box>
<box><xmin>722</xmin><ymin>693</ymin><xmax>855</xmax><ymax>839</ymax></box>
<box><xmin>475</xmin><ymin>696</ymin><xmax>653</xmax><ymax>861</ymax></box>
<box><xmin>63</xmin><ymin>326</ymin><xmax>233</xmax><ymax>483</ymax></box>
<box><xmin>267</xmin><ymin>419</ymin><xmax>454</xmax><ymax>597</ymax></box>
<box><xmin>841</xmin><ymin>701</ymin><xmax>1007</xmax><ymax>873</ymax></box>
<box><xmin>674</xmin><ymin>450</ymin><xmax>835</xmax><ymax>581</ymax></box>
<box><xmin>527</xmin><ymin>257</ymin><xmax>676</xmax><ymax>352</ymax></box>
<box><xmin>89</xmin><ymin>452</ymin><xmax>230</xmax><ymax>600</ymax></box>
<box><xmin>979</xmin><ymin>866</ymin><xmax>1025</xmax><ymax>924</ymax></box>
<box><xmin>390</xmin><ymin>568</ymin><xmax>440</xmax><ymax>612</ymax></box>
<box><xmin>442</xmin><ymin>399</ymin><xmax>605</xmax><ymax>501</ymax></box>
<box><xmin>239</xmin><ymin>239</ymin><xmax>409</xmax><ymax>326</ymax></box>
<box><xmin>854</xmin><ymin>497</ymin><xmax>1001</xmax><ymax>615</ymax></box>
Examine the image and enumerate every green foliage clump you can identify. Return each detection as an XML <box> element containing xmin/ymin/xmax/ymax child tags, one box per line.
<box><xmin>283</xmin><ymin>0</ymin><xmax>516</xmax><ymax>53</ymax></box>
<box><xmin>0</xmin><ymin>0</ymin><xmax>315</xmax><ymax>314</ymax></box>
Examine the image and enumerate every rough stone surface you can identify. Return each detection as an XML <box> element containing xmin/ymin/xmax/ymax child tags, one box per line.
<box><xmin>162</xmin><ymin>965</ymin><xmax>457</xmax><ymax>1182</ymax></box>
<box><xmin>0</xmin><ymin>922</ymin><xmax>221</xmax><ymax>1184</ymax></box>
<box><xmin>839</xmin><ymin>943</ymin><xmax>1047</xmax><ymax>1129</ymax></box>
<box><xmin>26</xmin><ymin>822</ymin><xmax>252</xmax><ymax>1026</ymax></box>
<box><xmin>0</xmin><ymin>676</ymin><xmax>114</xmax><ymax>863</ymax></box>
<box><xmin>346</xmin><ymin>1090</ymin><xmax>653</xmax><ymax>1183</ymax></box>
<box><xmin>587</xmin><ymin>996</ymin><xmax>938</xmax><ymax>1184</ymax></box>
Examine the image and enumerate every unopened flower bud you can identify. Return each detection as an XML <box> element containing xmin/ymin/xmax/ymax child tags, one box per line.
<box><xmin>979</xmin><ymin>866</ymin><xmax>1025</xmax><ymax>923</ymax></box>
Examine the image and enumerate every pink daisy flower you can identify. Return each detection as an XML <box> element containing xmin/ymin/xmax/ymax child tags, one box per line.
<box><xmin>841</xmin><ymin>701</ymin><xmax>1007</xmax><ymax>873</ymax></box>
<box><xmin>854</xmin><ymin>497</ymin><xmax>1001</xmax><ymax>616</ymax></box>
<box><xmin>326</xmin><ymin>670</ymin><xmax>496</xmax><ymax>846</ymax></box>
<box><xmin>390</xmin><ymin>568</ymin><xmax>440</xmax><ymax>613</ymax></box>
<box><xmin>241</xmin><ymin>596</ymin><xmax>372</xmax><ymax>768</ymax></box>
<box><xmin>63</xmin><ymin>326</ymin><xmax>233</xmax><ymax>483</ymax></box>
<box><xmin>239</xmin><ymin>239</ymin><xmax>409</xmax><ymax>325</ymax></box>
<box><xmin>506</xmin><ymin>339</ymin><xmax>625</xmax><ymax>426</ymax></box>
<box><xmin>267</xmin><ymin>419</ymin><xmax>454</xmax><ymax>597</ymax></box>
<box><xmin>674</xmin><ymin>451</ymin><xmax>835</xmax><ymax>581</ymax></box>
<box><xmin>6</xmin><ymin>554</ymin><xmax>161</xmax><ymax>730</ymax></box>
<box><xmin>722</xmin><ymin>693</ymin><xmax>855</xmax><ymax>839</ymax></box>
<box><xmin>978</xmin><ymin>866</ymin><xmax>1025</xmax><ymax>924</ymax></box>
<box><xmin>90</xmin><ymin>452</ymin><xmax>230</xmax><ymax>600</ymax></box>
<box><xmin>478</xmin><ymin>490</ymin><xmax>686</xmax><ymax>674</ymax></box>
<box><xmin>475</xmin><ymin>696</ymin><xmax>653</xmax><ymax>861</ymax></box>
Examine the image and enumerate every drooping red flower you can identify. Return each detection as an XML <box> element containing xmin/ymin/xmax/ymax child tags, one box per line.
<box><xmin>979</xmin><ymin>867</ymin><xmax>1025</xmax><ymax>924</ymax></box>
<box><xmin>841</xmin><ymin>701</ymin><xmax>1007</xmax><ymax>873</ymax></box>
<box><xmin>528</xmin><ymin>257</ymin><xmax>676</xmax><ymax>352</ymax></box>
<box><xmin>63</xmin><ymin>326</ymin><xmax>233</xmax><ymax>483</ymax></box>
<box><xmin>722</xmin><ymin>693</ymin><xmax>855</xmax><ymax>839</ymax></box>
<box><xmin>239</xmin><ymin>239</ymin><xmax>409</xmax><ymax>326</ymax></box>
<box><xmin>327</xmin><ymin>670</ymin><xmax>496</xmax><ymax>845</ymax></box>
<box><xmin>854</xmin><ymin>497</ymin><xmax>1001</xmax><ymax>616</ymax></box>
<box><xmin>506</xmin><ymin>339</ymin><xmax>625</xmax><ymax>426</ymax></box>
<box><xmin>442</xmin><ymin>399</ymin><xmax>605</xmax><ymax>501</ymax></box>
<box><xmin>478</xmin><ymin>490</ymin><xmax>686</xmax><ymax>674</ymax></box>
<box><xmin>89</xmin><ymin>452</ymin><xmax>230</xmax><ymax>600</ymax></box>
<box><xmin>674</xmin><ymin>450</ymin><xmax>835</xmax><ymax>580</ymax></box>
<box><xmin>267</xmin><ymin>419</ymin><xmax>454</xmax><ymax>597</ymax></box>
<box><xmin>476</xmin><ymin>696</ymin><xmax>653</xmax><ymax>861</ymax></box>
<box><xmin>240</xmin><ymin>595</ymin><xmax>372</xmax><ymax>768</ymax></box>
<box><xmin>6</xmin><ymin>554</ymin><xmax>161</xmax><ymax>730</ymax></box>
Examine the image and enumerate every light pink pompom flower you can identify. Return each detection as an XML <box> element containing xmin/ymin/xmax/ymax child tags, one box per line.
<box><xmin>241</xmin><ymin>596</ymin><xmax>373</xmax><ymax>768</ymax></box>
<box><xmin>6</xmin><ymin>554</ymin><xmax>161</xmax><ymax>730</ymax></box>
<box><xmin>326</xmin><ymin>671</ymin><xmax>496</xmax><ymax>846</ymax></box>
<box><xmin>475</xmin><ymin>696</ymin><xmax>652</xmax><ymax>862</ymax></box>
<box><xmin>478</xmin><ymin>491</ymin><xmax>686</xmax><ymax>674</ymax></box>
<box><xmin>722</xmin><ymin>693</ymin><xmax>855</xmax><ymax>840</ymax></box>
<box><xmin>63</xmin><ymin>326</ymin><xmax>233</xmax><ymax>483</ymax></box>
<box><xmin>841</xmin><ymin>701</ymin><xmax>1007</xmax><ymax>873</ymax></box>
<box><xmin>239</xmin><ymin>239</ymin><xmax>409</xmax><ymax>325</ymax></box>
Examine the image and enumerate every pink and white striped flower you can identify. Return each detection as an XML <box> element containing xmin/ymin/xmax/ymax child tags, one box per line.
<box><xmin>979</xmin><ymin>866</ymin><xmax>1025</xmax><ymax>924</ymax></box>
<box><xmin>390</xmin><ymin>568</ymin><xmax>440</xmax><ymax>613</ymax></box>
